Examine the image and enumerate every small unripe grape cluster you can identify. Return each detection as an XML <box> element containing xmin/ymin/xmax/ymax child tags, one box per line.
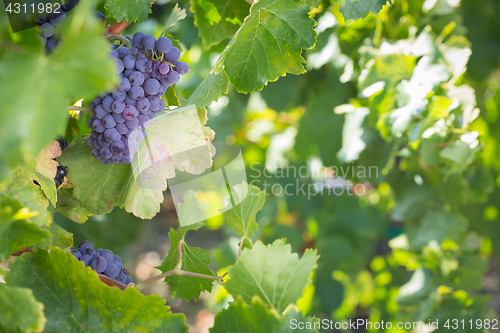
<box><xmin>72</xmin><ymin>241</ymin><xmax>133</xmax><ymax>285</ymax></box>
<box><xmin>36</xmin><ymin>0</ymin><xmax>105</xmax><ymax>53</ymax></box>
<box><xmin>87</xmin><ymin>33</ymin><xmax>189</xmax><ymax>164</ymax></box>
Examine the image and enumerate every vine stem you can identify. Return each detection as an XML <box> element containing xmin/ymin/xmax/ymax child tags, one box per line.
<box><xmin>68</xmin><ymin>106</ymin><xmax>92</xmax><ymax>112</ymax></box>
<box><xmin>134</xmin><ymin>268</ymin><xmax>223</xmax><ymax>290</ymax></box>
<box><xmin>107</xmin><ymin>34</ymin><xmax>132</xmax><ymax>48</ymax></box>
<box><xmin>238</xmin><ymin>236</ymin><xmax>246</xmax><ymax>258</ymax></box>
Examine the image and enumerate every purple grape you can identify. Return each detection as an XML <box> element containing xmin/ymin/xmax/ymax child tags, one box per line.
<box><xmin>46</xmin><ymin>37</ymin><xmax>57</xmax><ymax>52</ymax></box>
<box><xmin>116</xmin><ymin>123</ymin><xmax>128</xmax><ymax>134</ymax></box>
<box><xmin>88</xmin><ymin>136</ymin><xmax>95</xmax><ymax>147</ymax></box>
<box><xmin>144</xmin><ymin>79</ymin><xmax>160</xmax><ymax>95</ymax></box>
<box><xmin>81</xmin><ymin>255</ymin><xmax>92</xmax><ymax>266</ymax></box>
<box><xmin>165</xmin><ymin>47</ymin><xmax>181</xmax><ymax>62</ymax></box>
<box><xmin>104</xmin><ymin>128</ymin><xmax>121</xmax><ymax>143</ymax></box>
<box><xmin>109</xmin><ymin>50</ymin><xmax>119</xmax><ymax>59</ymax></box>
<box><xmin>156</xmin><ymin>37</ymin><xmax>173</xmax><ymax>53</ymax></box>
<box><xmin>147</xmin><ymin>96</ymin><xmax>161</xmax><ymax>111</ymax></box>
<box><xmin>91</xmin><ymin>130</ymin><xmax>99</xmax><ymax>138</ymax></box>
<box><xmin>176</xmin><ymin>62</ymin><xmax>189</xmax><ymax>75</ymax></box>
<box><xmin>104</xmin><ymin>262</ymin><xmax>120</xmax><ymax>278</ymax></box>
<box><xmin>96</xmin><ymin>106</ymin><xmax>110</xmax><ymax>121</ymax></box>
<box><xmin>101</xmin><ymin>158</ymin><xmax>111</xmax><ymax>164</ymax></box>
<box><xmin>157</xmin><ymin>85</ymin><xmax>167</xmax><ymax>96</ymax></box>
<box><xmin>115</xmin><ymin>58</ymin><xmax>124</xmax><ymax>73</ymax></box>
<box><xmin>101</xmin><ymin>96</ymin><xmax>114</xmax><ymax>112</ymax></box>
<box><xmin>118</xmin><ymin>78</ymin><xmax>131</xmax><ymax>92</ymax></box>
<box><xmin>71</xmin><ymin>250</ymin><xmax>82</xmax><ymax>260</ymax></box>
<box><xmin>93</xmin><ymin>140</ymin><xmax>102</xmax><ymax>150</ymax></box>
<box><xmin>102</xmin><ymin>114</ymin><xmax>117</xmax><ymax>128</ymax></box>
<box><xmin>92</xmin><ymin>119</ymin><xmax>105</xmax><ymax>133</ymax></box>
<box><xmin>123</xmin><ymin>69</ymin><xmax>134</xmax><ymax>78</ymax></box>
<box><xmin>167</xmin><ymin>71</ymin><xmax>180</xmax><ymax>84</ymax></box>
<box><xmin>159</xmin><ymin>63</ymin><xmax>170</xmax><ymax>75</ymax></box>
<box><xmin>136</xmin><ymin>58</ymin><xmax>148</xmax><ymax>72</ymax></box>
<box><xmin>111</xmin><ymin>140</ymin><xmax>125</xmax><ymax>154</ymax></box>
<box><xmin>113</xmin><ymin>255</ymin><xmax>122</xmax><ymax>262</ymax></box>
<box><xmin>154</xmin><ymin>99</ymin><xmax>165</xmax><ymax>113</ymax></box>
<box><xmin>138</xmin><ymin>114</ymin><xmax>149</xmax><ymax>126</ymax></box>
<box><xmin>148</xmin><ymin>112</ymin><xmax>157</xmax><ymax>120</ymax></box>
<box><xmin>112</xmin><ymin>112</ymin><xmax>126</xmax><ymax>123</ymax></box>
<box><xmin>160</xmin><ymin>77</ymin><xmax>171</xmax><ymax>87</ymax></box>
<box><xmin>123</xmin><ymin>105</ymin><xmax>138</xmax><ymax>120</ymax></box>
<box><xmin>111</xmin><ymin>100</ymin><xmax>125</xmax><ymax>113</ymax></box>
<box><xmin>121</xmin><ymin>155</ymin><xmax>133</xmax><ymax>164</ymax></box>
<box><xmin>100</xmin><ymin>147</ymin><xmax>113</xmax><ymax>159</ymax></box>
<box><xmin>136</xmin><ymin>97</ymin><xmax>150</xmax><ymax>112</ymax></box>
<box><xmin>128</xmin><ymin>86</ymin><xmax>144</xmax><ymax>100</ymax></box>
<box><xmin>143</xmin><ymin>35</ymin><xmax>156</xmax><ymax>50</ymax></box>
<box><xmin>123</xmin><ymin>55</ymin><xmax>136</xmax><ymax>69</ymax></box>
<box><xmin>125</xmin><ymin>118</ymin><xmax>139</xmax><ymax>129</ymax></box>
<box><xmin>142</xmin><ymin>71</ymin><xmax>151</xmax><ymax>80</ymax></box>
<box><xmin>115</xmin><ymin>272</ymin><xmax>127</xmax><ymax>283</ymax></box>
<box><xmin>117</xmin><ymin>47</ymin><xmax>131</xmax><ymax>59</ymax></box>
<box><xmin>124</xmin><ymin>96</ymin><xmax>137</xmax><ymax>107</ymax></box>
<box><xmin>92</xmin><ymin>148</ymin><xmax>101</xmax><ymax>159</ymax></box>
<box><xmin>40</xmin><ymin>22</ymin><xmax>54</xmax><ymax>38</ymax></box>
<box><xmin>128</xmin><ymin>71</ymin><xmax>144</xmax><ymax>86</ymax></box>
<box><xmin>132</xmin><ymin>32</ymin><xmax>146</xmax><ymax>48</ymax></box>
<box><xmin>98</xmin><ymin>134</ymin><xmax>110</xmax><ymax>147</ymax></box>
<box><xmin>79</xmin><ymin>241</ymin><xmax>93</xmax><ymax>254</ymax></box>
<box><xmin>112</xmin><ymin>90</ymin><xmax>127</xmax><ymax>100</ymax></box>
<box><xmin>145</xmin><ymin>61</ymin><xmax>153</xmax><ymax>73</ymax></box>
<box><xmin>89</xmin><ymin>256</ymin><xmax>107</xmax><ymax>273</ymax></box>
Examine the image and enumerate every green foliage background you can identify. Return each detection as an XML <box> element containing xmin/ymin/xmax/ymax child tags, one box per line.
<box><xmin>1</xmin><ymin>0</ymin><xmax>500</xmax><ymax>331</ymax></box>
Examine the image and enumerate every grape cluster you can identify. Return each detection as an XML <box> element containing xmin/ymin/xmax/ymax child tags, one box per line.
<box><xmin>36</xmin><ymin>0</ymin><xmax>105</xmax><ymax>53</ymax></box>
<box><xmin>71</xmin><ymin>241</ymin><xmax>133</xmax><ymax>284</ymax></box>
<box><xmin>87</xmin><ymin>33</ymin><xmax>190</xmax><ymax>164</ymax></box>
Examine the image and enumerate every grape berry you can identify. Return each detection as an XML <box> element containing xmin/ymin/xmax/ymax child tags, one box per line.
<box><xmin>72</xmin><ymin>241</ymin><xmax>133</xmax><ymax>284</ymax></box>
<box><xmin>87</xmin><ymin>34</ymin><xmax>189</xmax><ymax>164</ymax></box>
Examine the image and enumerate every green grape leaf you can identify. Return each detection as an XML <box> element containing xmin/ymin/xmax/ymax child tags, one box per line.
<box><xmin>219</xmin><ymin>0</ymin><xmax>317</xmax><ymax>93</ymax></box>
<box><xmin>0</xmin><ymin>284</ymin><xmax>46</xmax><ymax>333</ymax></box>
<box><xmin>0</xmin><ymin>202</ymin><xmax>51</xmax><ymax>260</ymax></box>
<box><xmin>408</xmin><ymin>210</ymin><xmax>468</xmax><ymax>249</ymax></box>
<box><xmin>190</xmin><ymin>0</ymin><xmax>250</xmax><ymax>49</ymax></box>
<box><xmin>57</xmin><ymin>138</ymin><xmax>131</xmax><ymax>215</ymax></box>
<box><xmin>35</xmin><ymin>223</ymin><xmax>73</xmax><ymax>250</ymax></box>
<box><xmin>440</xmin><ymin>140</ymin><xmax>483</xmax><ymax>173</ymax></box>
<box><xmin>7</xmin><ymin>164</ymin><xmax>54</xmax><ymax>226</ymax></box>
<box><xmin>159</xmin><ymin>3</ymin><xmax>187</xmax><ymax>37</ymax></box>
<box><xmin>221</xmin><ymin>182</ymin><xmax>265</xmax><ymax>238</ymax></box>
<box><xmin>156</xmin><ymin>228</ymin><xmax>216</xmax><ymax>301</ymax></box>
<box><xmin>55</xmin><ymin>188</ymin><xmax>92</xmax><ymax>223</ymax></box>
<box><xmin>178</xmin><ymin>195</ymin><xmax>207</xmax><ymax>232</ymax></box>
<box><xmin>105</xmin><ymin>0</ymin><xmax>153</xmax><ymax>23</ymax></box>
<box><xmin>224</xmin><ymin>239</ymin><xmax>319</xmax><ymax>313</ymax></box>
<box><xmin>5</xmin><ymin>248</ymin><xmax>188</xmax><ymax>333</ymax></box>
<box><xmin>0</xmin><ymin>1</ymin><xmax>115</xmax><ymax>179</ymax></box>
<box><xmin>211</xmin><ymin>296</ymin><xmax>318</xmax><ymax>333</ymax></box>
<box><xmin>120</xmin><ymin>105</ymin><xmax>214</xmax><ymax>219</ymax></box>
<box><xmin>59</xmin><ymin>106</ymin><xmax>214</xmax><ymax>219</ymax></box>
<box><xmin>338</xmin><ymin>0</ymin><xmax>389</xmax><ymax>24</ymax></box>
<box><xmin>185</xmin><ymin>70</ymin><xmax>230</xmax><ymax>109</ymax></box>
